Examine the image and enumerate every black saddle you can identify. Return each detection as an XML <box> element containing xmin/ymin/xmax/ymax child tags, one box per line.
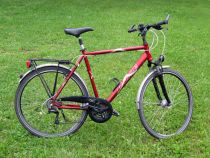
<box><xmin>64</xmin><ymin>27</ymin><xmax>94</xmax><ymax>37</ymax></box>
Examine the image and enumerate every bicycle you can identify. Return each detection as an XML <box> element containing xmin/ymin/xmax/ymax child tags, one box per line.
<box><xmin>15</xmin><ymin>15</ymin><xmax>193</xmax><ymax>139</ymax></box>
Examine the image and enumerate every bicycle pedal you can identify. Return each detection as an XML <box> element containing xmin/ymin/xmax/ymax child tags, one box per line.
<box><xmin>112</xmin><ymin>109</ymin><xmax>120</xmax><ymax>117</ymax></box>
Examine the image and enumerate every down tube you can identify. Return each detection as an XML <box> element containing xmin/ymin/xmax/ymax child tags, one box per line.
<box><xmin>107</xmin><ymin>53</ymin><xmax>148</xmax><ymax>102</ymax></box>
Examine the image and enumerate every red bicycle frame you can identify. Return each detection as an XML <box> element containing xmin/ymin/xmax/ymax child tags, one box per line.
<box><xmin>52</xmin><ymin>43</ymin><xmax>153</xmax><ymax>109</ymax></box>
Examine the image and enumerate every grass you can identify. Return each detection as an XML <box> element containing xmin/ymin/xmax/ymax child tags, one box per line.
<box><xmin>0</xmin><ymin>0</ymin><xmax>210</xmax><ymax>157</ymax></box>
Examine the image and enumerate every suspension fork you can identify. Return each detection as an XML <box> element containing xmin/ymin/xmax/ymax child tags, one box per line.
<box><xmin>156</xmin><ymin>66</ymin><xmax>171</xmax><ymax>105</ymax></box>
<box><xmin>152</xmin><ymin>78</ymin><xmax>162</xmax><ymax>101</ymax></box>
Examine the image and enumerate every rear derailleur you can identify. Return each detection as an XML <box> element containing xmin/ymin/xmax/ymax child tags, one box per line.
<box><xmin>47</xmin><ymin>100</ymin><xmax>63</xmax><ymax>125</ymax></box>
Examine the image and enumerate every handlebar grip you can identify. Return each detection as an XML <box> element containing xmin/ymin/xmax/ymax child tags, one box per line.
<box><xmin>156</xmin><ymin>15</ymin><xmax>170</xmax><ymax>26</ymax></box>
<box><xmin>166</xmin><ymin>14</ymin><xmax>170</xmax><ymax>22</ymax></box>
<box><xmin>128</xmin><ymin>28</ymin><xmax>137</xmax><ymax>33</ymax></box>
<box><xmin>156</xmin><ymin>20</ymin><xmax>167</xmax><ymax>26</ymax></box>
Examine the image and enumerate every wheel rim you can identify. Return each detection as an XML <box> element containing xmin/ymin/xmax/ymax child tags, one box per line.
<box><xmin>19</xmin><ymin>70</ymin><xmax>87</xmax><ymax>137</ymax></box>
<box><xmin>140</xmin><ymin>71</ymin><xmax>192</xmax><ymax>138</ymax></box>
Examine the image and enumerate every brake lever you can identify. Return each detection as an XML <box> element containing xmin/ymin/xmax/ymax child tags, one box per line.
<box><xmin>130</xmin><ymin>24</ymin><xmax>135</xmax><ymax>30</ymax></box>
<box><xmin>128</xmin><ymin>24</ymin><xmax>137</xmax><ymax>33</ymax></box>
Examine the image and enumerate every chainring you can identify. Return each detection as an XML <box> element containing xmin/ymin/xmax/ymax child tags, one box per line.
<box><xmin>88</xmin><ymin>100</ymin><xmax>113</xmax><ymax>123</ymax></box>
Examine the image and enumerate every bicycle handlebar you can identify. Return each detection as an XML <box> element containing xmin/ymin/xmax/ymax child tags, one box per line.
<box><xmin>128</xmin><ymin>15</ymin><xmax>170</xmax><ymax>35</ymax></box>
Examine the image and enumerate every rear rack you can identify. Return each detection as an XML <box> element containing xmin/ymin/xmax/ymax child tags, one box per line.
<box><xmin>24</xmin><ymin>58</ymin><xmax>75</xmax><ymax>97</ymax></box>
<box><xmin>29</xmin><ymin>58</ymin><xmax>72</xmax><ymax>65</ymax></box>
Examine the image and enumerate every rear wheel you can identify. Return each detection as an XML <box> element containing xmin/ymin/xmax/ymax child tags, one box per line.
<box><xmin>137</xmin><ymin>68</ymin><xmax>193</xmax><ymax>139</ymax></box>
<box><xmin>15</xmin><ymin>65</ymin><xmax>89</xmax><ymax>137</ymax></box>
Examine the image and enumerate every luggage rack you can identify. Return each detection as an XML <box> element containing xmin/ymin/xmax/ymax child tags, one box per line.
<box><xmin>26</xmin><ymin>58</ymin><xmax>75</xmax><ymax>69</ymax></box>
<box><xmin>25</xmin><ymin>58</ymin><xmax>75</xmax><ymax>96</ymax></box>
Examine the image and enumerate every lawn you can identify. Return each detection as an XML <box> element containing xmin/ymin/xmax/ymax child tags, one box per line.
<box><xmin>0</xmin><ymin>0</ymin><xmax>210</xmax><ymax>157</ymax></box>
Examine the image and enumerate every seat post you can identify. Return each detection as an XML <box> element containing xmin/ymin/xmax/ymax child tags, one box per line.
<box><xmin>78</xmin><ymin>36</ymin><xmax>85</xmax><ymax>51</ymax></box>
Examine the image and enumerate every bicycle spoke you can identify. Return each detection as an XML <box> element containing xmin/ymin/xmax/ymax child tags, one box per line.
<box><xmin>152</xmin><ymin>109</ymin><xmax>168</xmax><ymax>131</ymax></box>
<box><xmin>143</xmin><ymin>101</ymin><xmax>160</xmax><ymax>106</ymax></box>
<box><xmin>148</xmin><ymin>107</ymin><xmax>162</xmax><ymax>125</ymax></box>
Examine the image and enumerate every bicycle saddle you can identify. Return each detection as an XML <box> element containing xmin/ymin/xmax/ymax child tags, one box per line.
<box><xmin>64</xmin><ymin>27</ymin><xmax>94</xmax><ymax>37</ymax></box>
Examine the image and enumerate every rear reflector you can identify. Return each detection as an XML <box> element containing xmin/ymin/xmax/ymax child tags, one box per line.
<box><xmin>26</xmin><ymin>60</ymin><xmax>31</xmax><ymax>68</ymax></box>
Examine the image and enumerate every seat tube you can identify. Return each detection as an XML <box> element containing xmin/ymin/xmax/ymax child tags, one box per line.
<box><xmin>84</xmin><ymin>56</ymin><xmax>99</xmax><ymax>97</ymax></box>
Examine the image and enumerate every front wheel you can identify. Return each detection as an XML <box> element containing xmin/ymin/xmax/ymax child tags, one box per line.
<box><xmin>15</xmin><ymin>65</ymin><xmax>89</xmax><ymax>137</ymax></box>
<box><xmin>137</xmin><ymin>68</ymin><xmax>193</xmax><ymax>139</ymax></box>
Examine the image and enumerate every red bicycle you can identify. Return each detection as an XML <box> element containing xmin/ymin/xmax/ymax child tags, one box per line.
<box><xmin>15</xmin><ymin>15</ymin><xmax>193</xmax><ymax>139</ymax></box>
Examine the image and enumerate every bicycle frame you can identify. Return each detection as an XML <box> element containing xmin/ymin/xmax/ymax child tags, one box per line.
<box><xmin>52</xmin><ymin>43</ymin><xmax>153</xmax><ymax>109</ymax></box>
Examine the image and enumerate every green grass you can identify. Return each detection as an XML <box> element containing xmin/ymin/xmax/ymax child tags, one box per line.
<box><xmin>0</xmin><ymin>0</ymin><xmax>210</xmax><ymax>157</ymax></box>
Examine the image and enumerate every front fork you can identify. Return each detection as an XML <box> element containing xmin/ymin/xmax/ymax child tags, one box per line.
<box><xmin>148</xmin><ymin>55</ymin><xmax>171</xmax><ymax>106</ymax></box>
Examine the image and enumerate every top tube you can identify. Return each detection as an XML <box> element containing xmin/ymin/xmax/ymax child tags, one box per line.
<box><xmin>84</xmin><ymin>45</ymin><xmax>146</xmax><ymax>56</ymax></box>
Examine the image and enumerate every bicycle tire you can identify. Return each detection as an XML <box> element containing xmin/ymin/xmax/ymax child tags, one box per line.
<box><xmin>15</xmin><ymin>64</ymin><xmax>89</xmax><ymax>137</ymax></box>
<box><xmin>136</xmin><ymin>68</ymin><xmax>193</xmax><ymax>139</ymax></box>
